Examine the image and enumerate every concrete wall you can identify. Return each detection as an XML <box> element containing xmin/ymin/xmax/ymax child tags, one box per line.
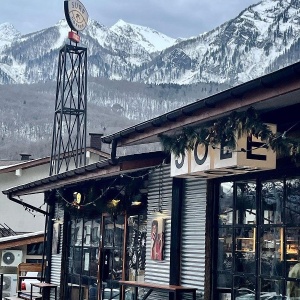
<box><xmin>0</xmin><ymin>163</ymin><xmax>48</xmax><ymax>233</ymax></box>
<box><xmin>0</xmin><ymin>151</ymin><xmax>107</xmax><ymax>234</ymax></box>
<box><xmin>0</xmin><ymin>245</ymin><xmax>43</xmax><ymax>274</ymax></box>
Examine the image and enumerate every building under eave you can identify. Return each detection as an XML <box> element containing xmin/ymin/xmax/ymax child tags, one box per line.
<box><xmin>0</xmin><ymin>133</ymin><xmax>109</xmax><ymax>234</ymax></box>
<box><xmin>2</xmin><ymin>61</ymin><xmax>300</xmax><ymax>300</ymax></box>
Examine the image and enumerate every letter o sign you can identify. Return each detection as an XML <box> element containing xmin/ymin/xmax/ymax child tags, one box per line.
<box><xmin>175</xmin><ymin>155</ymin><xmax>185</xmax><ymax>169</ymax></box>
<box><xmin>194</xmin><ymin>142</ymin><xmax>208</xmax><ymax>165</ymax></box>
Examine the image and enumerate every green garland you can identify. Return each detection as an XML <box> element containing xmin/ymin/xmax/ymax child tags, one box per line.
<box><xmin>159</xmin><ymin>107</ymin><xmax>300</xmax><ymax>160</ymax></box>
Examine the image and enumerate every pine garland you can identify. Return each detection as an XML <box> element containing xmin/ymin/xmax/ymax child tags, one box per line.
<box><xmin>159</xmin><ymin>107</ymin><xmax>300</xmax><ymax>160</ymax></box>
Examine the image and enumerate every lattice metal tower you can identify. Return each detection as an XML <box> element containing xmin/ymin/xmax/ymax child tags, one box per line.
<box><xmin>50</xmin><ymin>44</ymin><xmax>87</xmax><ymax>176</ymax></box>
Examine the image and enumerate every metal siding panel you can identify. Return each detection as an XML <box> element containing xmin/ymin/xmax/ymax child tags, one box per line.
<box><xmin>144</xmin><ymin>165</ymin><xmax>171</xmax><ymax>300</ymax></box>
<box><xmin>50</xmin><ymin>203</ymin><xmax>64</xmax><ymax>299</ymax></box>
<box><xmin>181</xmin><ymin>179</ymin><xmax>207</xmax><ymax>298</ymax></box>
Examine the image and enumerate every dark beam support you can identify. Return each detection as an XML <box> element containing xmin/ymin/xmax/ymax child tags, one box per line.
<box><xmin>8</xmin><ymin>193</ymin><xmax>49</xmax><ymax>215</ymax></box>
<box><xmin>45</xmin><ymin>203</ymin><xmax>55</xmax><ymax>284</ymax></box>
<box><xmin>60</xmin><ymin>210</ymin><xmax>70</xmax><ymax>300</ymax></box>
<box><xmin>169</xmin><ymin>177</ymin><xmax>184</xmax><ymax>286</ymax></box>
<box><xmin>205</xmin><ymin>180</ymin><xmax>216</xmax><ymax>300</ymax></box>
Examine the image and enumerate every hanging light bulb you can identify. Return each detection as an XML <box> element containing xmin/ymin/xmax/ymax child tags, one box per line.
<box><xmin>73</xmin><ymin>192</ymin><xmax>82</xmax><ymax>204</ymax></box>
<box><xmin>111</xmin><ymin>199</ymin><xmax>120</xmax><ymax>207</ymax></box>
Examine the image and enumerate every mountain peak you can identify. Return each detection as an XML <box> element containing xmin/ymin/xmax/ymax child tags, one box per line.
<box><xmin>114</xmin><ymin>19</ymin><xmax>128</xmax><ymax>27</ymax></box>
<box><xmin>0</xmin><ymin>22</ymin><xmax>21</xmax><ymax>43</ymax></box>
<box><xmin>54</xmin><ymin>19</ymin><xmax>68</xmax><ymax>27</ymax></box>
<box><xmin>110</xmin><ymin>19</ymin><xmax>176</xmax><ymax>53</ymax></box>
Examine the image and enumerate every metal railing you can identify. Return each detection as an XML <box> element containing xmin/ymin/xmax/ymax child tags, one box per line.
<box><xmin>0</xmin><ymin>223</ymin><xmax>16</xmax><ymax>237</ymax></box>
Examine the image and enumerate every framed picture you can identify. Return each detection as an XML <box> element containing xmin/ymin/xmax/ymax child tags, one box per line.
<box><xmin>150</xmin><ymin>218</ymin><xmax>165</xmax><ymax>261</ymax></box>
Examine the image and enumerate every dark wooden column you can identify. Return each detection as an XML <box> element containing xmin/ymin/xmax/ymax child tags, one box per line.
<box><xmin>169</xmin><ymin>177</ymin><xmax>184</xmax><ymax>286</ymax></box>
<box><xmin>204</xmin><ymin>179</ymin><xmax>215</xmax><ymax>300</ymax></box>
<box><xmin>43</xmin><ymin>200</ymin><xmax>55</xmax><ymax>300</ymax></box>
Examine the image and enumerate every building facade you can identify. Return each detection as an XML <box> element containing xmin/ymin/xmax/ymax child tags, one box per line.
<box><xmin>2</xmin><ymin>61</ymin><xmax>300</xmax><ymax>300</ymax></box>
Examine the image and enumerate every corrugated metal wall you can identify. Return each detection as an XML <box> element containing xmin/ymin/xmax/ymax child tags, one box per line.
<box><xmin>50</xmin><ymin>203</ymin><xmax>64</xmax><ymax>299</ymax></box>
<box><xmin>181</xmin><ymin>178</ymin><xmax>207</xmax><ymax>299</ymax></box>
<box><xmin>144</xmin><ymin>165</ymin><xmax>172</xmax><ymax>299</ymax></box>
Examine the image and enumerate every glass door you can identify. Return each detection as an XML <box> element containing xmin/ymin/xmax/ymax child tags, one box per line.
<box><xmin>101</xmin><ymin>215</ymin><xmax>125</xmax><ymax>300</ymax></box>
<box><xmin>67</xmin><ymin>217</ymin><xmax>101</xmax><ymax>300</ymax></box>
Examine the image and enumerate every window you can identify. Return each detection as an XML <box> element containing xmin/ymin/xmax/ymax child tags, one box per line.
<box><xmin>66</xmin><ymin>217</ymin><xmax>100</xmax><ymax>300</ymax></box>
<box><xmin>126</xmin><ymin>214</ymin><xmax>147</xmax><ymax>281</ymax></box>
<box><xmin>27</xmin><ymin>242</ymin><xmax>44</xmax><ymax>256</ymax></box>
<box><xmin>215</xmin><ymin>177</ymin><xmax>300</xmax><ymax>300</ymax></box>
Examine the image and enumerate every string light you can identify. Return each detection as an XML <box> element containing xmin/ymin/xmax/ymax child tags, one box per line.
<box><xmin>17</xmin><ymin>196</ymin><xmax>37</xmax><ymax>218</ymax></box>
<box><xmin>55</xmin><ymin>160</ymin><xmax>166</xmax><ymax>211</ymax></box>
<box><xmin>23</xmin><ymin>205</ymin><xmax>36</xmax><ymax>218</ymax></box>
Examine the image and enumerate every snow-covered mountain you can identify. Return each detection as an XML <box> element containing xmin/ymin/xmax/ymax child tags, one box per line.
<box><xmin>1</xmin><ymin>0</ymin><xmax>300</xmax><ymax>86</ymax></box>
<box><xmin>110</xmin><ymin>19</ymin><xmax>177</xmax><ymax>53</ymax></box>
<box><xmin>0</xmin><ymin>18</ymin><xmax>175</xmax><ymax>84</ymax></box>
<box><xmin>0</xmin><ymin>23</ymin><xmax>20</xmax><ymax>47</ymax></box>
<box><xmin>133</xmin><ymin>0</ymin><xmax>300</xmax><ymax>85</ymax></box>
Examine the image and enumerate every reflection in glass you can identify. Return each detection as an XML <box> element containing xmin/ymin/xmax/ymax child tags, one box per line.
<box><xmin>235</xmin><ymin>228</ymin><xmax>256</xmax><ymax>274</ymax></box>
<box><xmin>285</xmin><ymin>228</ymin><xmax>300</xmax><ymax>279</ymax></box>
<box><xmin>262</xmin><ymin>180</ymin><xmax>283</xmax><ymax>225</ymax></box>
<box><xmin>74</xmin><ymin>219</ymin><xmax>83</xmax><ymax>246</ymax></box>
<box><xmin>73</xmin><ymin>247</ymin><xmax>82</xmax><ymax>274</ymax></box>
<box><xmin>234</xmin><ymin>275</ymin><xmax>256</xmax><ymax>299</ymax></box>
<box><xmin>103</xmin><ymin>217</ymin><xmax>114</xmax><ymax>247</ymax></box>
<box><xmin>217</xmin><ymin>273</ymin><xmax>232</xmax><ymax>290</ymax></box>
<box><xmin>236</xmin><ymin>181</ymin><xmax>256</xmax><ymax>225</ymax></box>
<box><xmin>67</xmin><ymin>217</ymin><xmax>100</xmax><ymax>300</ymax></box>
<box><xmin>102</xmin><ymin>215</ymin><xmax>125</xmax><ymax>297</ymax></box>
<box><xmin>83</xmin><ymin>220</ymin><xmax>92</xmax><ymax>246</ymax></box>
<box><xmin>286</xmin><ymin>178</ymin><xmax>300</xmax><ymax>226</ymax></box>
<box><xmin>219</xmin><ymin>182</ymin><xmax>233</xmax><ymax>225</ymax></box>
<box><xmin>126</xmin><ymin>214</ymin><xmax>147</xmax><ymax>281</ymax></box>
<box><xmin>216</xmin><ymin>177</ymin><xmax>300</xmax><ymax>299</ymax></box>
<box><xmin>218</xmin><ymin>227</ymin><xmax>232</xmax><ymax>273</ymax></box>
<box><xmin>91</xmin><ymin>219</ymin><xmax>101</xmax><ymax>247</ymax></box>
<box><xmin>114</xmin><ymin>216</ymin><xmax>125</xmax><ymax>247</ymax></box>
<box><xmin>260</xmin><ymin>227</ymin><xmax>282</xmax><ymax>277</ymax></box>
<box><xmin>260</xmin><ymin>278</ymin><xmax>283</xmax><ymax>299</ymax></box>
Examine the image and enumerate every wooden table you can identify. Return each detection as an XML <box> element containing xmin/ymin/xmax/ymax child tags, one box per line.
<box><xmin>30</xmin><ymin>282</ymin><xmax>58</xmax><ymax>300</ymax></box>
<box><xmin>119</xmin><ymin>280</ymin><xmax>197</xmax><ymax>300</ymax></box>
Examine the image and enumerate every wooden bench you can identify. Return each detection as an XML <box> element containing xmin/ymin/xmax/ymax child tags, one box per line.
<box><xmin>119</xmin><ymin>280</ymin><xmax>197</xmax><ymax>300</ymax></box>
<box><xmin>16</xmin><ymin>263</ymin><xmax>44</xmax><ymax>300</ymax></box>
<box><xmin>17</xmin><ymin>263</ymin><xmax>44</xmax><ymax>291</ymax></box>
<box><xmin>3</xmin><ymin>263</ymin><xmax>45</xmax><ymax>300</ymax></box>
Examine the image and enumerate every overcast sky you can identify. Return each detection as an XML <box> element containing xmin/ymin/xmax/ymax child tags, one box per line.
<box><xmin>1</xmin><ymin>0</ymin><xmax>260</xmax><ymax>38</ymax></box>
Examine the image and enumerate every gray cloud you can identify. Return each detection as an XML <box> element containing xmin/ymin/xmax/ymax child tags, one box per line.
<box><xmin>0</xmin><ymin>0</ymin><xmax>259</xmax><ymax>38</ymax></box>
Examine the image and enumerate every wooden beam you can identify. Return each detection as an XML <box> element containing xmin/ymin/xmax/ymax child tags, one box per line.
<box><xmin>0</xmin><ymin>235</ymin><xmax>44</xmax><ymax>250</ymax></box>
<box><xmin>169</xmin><ymin>177</ymin><xmax>184</xmax><ymax>286</ymax></box>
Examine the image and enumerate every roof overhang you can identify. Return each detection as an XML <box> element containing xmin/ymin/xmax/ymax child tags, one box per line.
<box><xmin>101</xmin><ymin>62</ymin><xmax>300</xmax><ymax>147</ymax></box>
<box><xmin>0</xmin><ymin>231</ymin><xmax>44</xmax><ymax>250</ymax></box>
<box><xmin>0</xmin><ymin>147</ymin><xmax>109</xmax><ymax>175</ymax></box>
<box><xmin>2</xmin><ymin>152</ymin><xmax>167</xmax><ymax>197</ymax></box>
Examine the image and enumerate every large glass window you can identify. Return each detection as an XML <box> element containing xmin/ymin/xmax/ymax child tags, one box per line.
<box><xmin>215</xmin><ymin>176</ymin><xmax>300</xmax><ymax>300</ymax></box>
<box><xmin>66</xmin><ymin>217</ymin><xmax>101</xmax><ymax>300</ymax></box>
<box><xmin>101</xmin><ymin>215</ymin><xmax>124</xmax><ymax>300</ymax></box>
<box><xmin>126</xmin><ymin>214</ymin><xmax>147</xmax><ymax>282</ymax></box>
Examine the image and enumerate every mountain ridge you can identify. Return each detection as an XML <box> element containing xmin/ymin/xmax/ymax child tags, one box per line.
<box><xmin>2</xmin><ymin>0</ymin><xmax>300</xmax><ymax>159</ymax></box>
<box><xmin>1</xmin><ymin>0</ymin><xmax>300</xmax><ymax>86</ymax></box>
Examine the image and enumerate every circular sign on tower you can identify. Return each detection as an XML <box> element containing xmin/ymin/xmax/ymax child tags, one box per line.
<box><xmin>64</xmin><ymin>0</ymin><xmax>89</xmax><ymax>32</ymax></box>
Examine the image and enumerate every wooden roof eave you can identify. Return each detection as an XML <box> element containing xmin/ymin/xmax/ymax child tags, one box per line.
<box><xmin>0</xmin><ymin>235</ymin><xmax>44</xmax><ymax>250</ymax></box>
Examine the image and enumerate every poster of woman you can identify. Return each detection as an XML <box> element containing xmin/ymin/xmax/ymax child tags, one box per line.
<box><xmin>150</xmin><ymin>218</ymin><xmax>165</xmax><ymax>260</ymax></box>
